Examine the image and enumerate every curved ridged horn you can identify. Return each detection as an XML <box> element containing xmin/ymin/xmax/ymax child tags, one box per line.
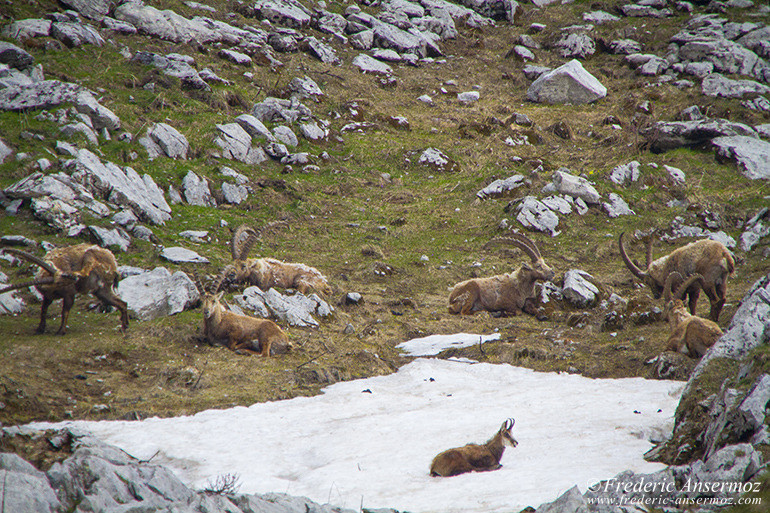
<box><xmin>230</xmin><ymin>224</ymin><xmax>256</xmax><ymax>260</ymax></box>
<box><xmin>645</xmin><ymin>231</ymin><xmax>657</xmax><ymax>269</ymax></box>
<box><xmin>485</xmin><ymin>234</ymin><xmax>539</xmax><ymax>262</ymax></box>
<box><xmin>1</xmin><ymin>248</ymin><xmax>58</xmax><ymax>276</ymax></box>
<box><xmin>675</xmin><ymin>274</ymin><xmax>704</xmax><ymax>301</ymax></box>
<box><xmin>0</xmin><ymin>276</ymin><xmax>56</xmax><ymax>295</ymax></box>
<box><xmin>618</xmin><ymin>232</ymin><xmax>648</xmax><ymax>280</ymax></box>
<box><xmin>663</xmin><ymin>271</ymin><xmax>683</xmax><ymax>303</ymax></box>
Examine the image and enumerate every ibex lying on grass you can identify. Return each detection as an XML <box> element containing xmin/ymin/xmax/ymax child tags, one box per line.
<box><xmin>430</xmin><ymin>418</ymin><xmax>518</xmax><ymax>477</ymax></box>
<box><xmin>619</xmin><ymin>232</ymin><xmax>734</xmax><ymax>321</ymax></box>
<box><xmin>201</xmin><ymin>290</ymin><xmax>291</xmax><ymax>356</ymax></box>
<box><xmin>0</xmin><ymin>245</ymin><xmax>128</xmax><ymax>334</ymax></box>
<box><xmin>448</xmin><ymin>233</ymin><xmax>554</xmax><ymax>318</ymax></box>
<box><xmin>224</xmin><ymin>225</ymin><xmax>332</xmax><ymax>297</ymax></box>
<box><xmin>663</xmin><ymin>272</ymin><xmax>723</xmax><ymax>358</ymax></box>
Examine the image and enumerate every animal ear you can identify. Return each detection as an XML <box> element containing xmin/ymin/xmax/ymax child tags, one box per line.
<box><xmin>215</xmin><ymin>291</ymin><xmax>225</xmax><ymax>301</ymax></box>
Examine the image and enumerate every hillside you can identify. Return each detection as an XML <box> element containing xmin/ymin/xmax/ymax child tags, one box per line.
<box><xmin>0</xmin><ymin>0</ymin><xmax>768</xmax><ymax>443</ymax></box>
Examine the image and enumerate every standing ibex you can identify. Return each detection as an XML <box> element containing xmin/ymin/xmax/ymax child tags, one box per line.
<box><xmin>430</xmin><ymin>418</ymin><xmax>518</xmax><ymax>477</ymax></box>
<box><xmin>663</xmin><ymin>272</ymin><xmax>723</xmax><ymax>358</ymax></box>
<box><xmin>193</xmin><ymin>273</ymin><xmax>291</xmax><ymax>356</ymax></box>
<box><xmin>223</xmin><ymin>225</ymin><xmax>332</xmax><ymax>297</ymax></box>
<box><xmin>0</xmin><ymin>245</ymin><xmax>128</xmax><ymax>334</ymax></box>
<box><xmin>618</xmin><ymin>232</ymin><xmax>734</xmax><ymax>321</ymax></box>
<box><xmin>448</xmin><ymin>233</ymin><xmax>554</xmax><ymax>317</ymax></box>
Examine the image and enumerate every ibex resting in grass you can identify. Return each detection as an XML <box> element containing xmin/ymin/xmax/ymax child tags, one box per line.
<box><xmin>224</xmin><ymin>225</ymin><xmax>332</xmax><ymax>297</ymax></box>
<box><xmin>195</xmin><ymin>273</ymin><xmax>291</xmax><ymax>356</ymax></box>
<box><xmin>619</xmin><ymin>232</ymin><xmax>734</xmax><ymax>321</ymax></box>
<box><xmin>430</xmin><ymin>418</ymin><xmax>518</xmax><ymax>477</ymax></box>
<box><xmin>448</xmin><ymin>233</ymin><xmax>554</xmax><ymax>318</ymax></box>
<box><xmin>0</xmin><ymin>245</ymin><xmax>128</xmax><ymax>334</ymax></box>
<box><xmin>663</xmin><ymin>272</ymin><xmax>723</xmax><ymax>358</ymax></box>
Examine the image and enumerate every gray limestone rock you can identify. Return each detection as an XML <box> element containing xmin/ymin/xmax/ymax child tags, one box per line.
<box><xmin>221</xmin><ymin>182</ymin><xmax>249</xmax><ymax>204</ymax></box>
<box><xmin>88</xmin><ymin>226</ymin><xmax>131</xmax><ymax>252</ymax></box>
<box><xmin>147</xmin><ymin>122</ymin><xmax>188</xmax><ymax>159</ymax></box>
<box><xmin>644</xmin><ymin>118</ymin><xmax>757</xmax><ymax>152</ymax></box>
<box><xmin>476</xmin><ymin>174</ymin><xmax>525</xmax><ymax>200</ymax></box>
<box><xmin>117</xmin><ymin>267</ymin><xmax>200</xmax><ymax>320</ymax></box>
<box><xmin>609</xmin><ymin>160</ymin><xmax>641</xmax><ymax>185</ymax></box>
<box><xmin>214</xmin><ymin>123</ymin><xmax>267</xmax><ymax>165</ymax></box>
<box><xmin>702</xmin><ymin>73</ymin><xmax>770</xmax><ymax>98</ymax></box>
<box><xmin>352</xmin><ymin>53</ymin><xmax>392</xmax><ymax>75</ymax></box>
<box><xmin>51</xmin><ymin>21</ymin><xmax>105</xmax><ymax>47</ymax></box>
<box><xmin>526</xmin><ymin>60</ymin><xmax>607</xmax><ymax>105</ymax></box>
<box><xmin>552</xmin><ymin>169</ymin><xmax>601</xmax><ymax>204</ymax></box>
<box><xmin>182</xmin><ymin>170</ymin><xmax>216</xmax><ymax>207</ymax></box>
<box><xmin>562</xmin><ymin>270</ymin><xmax>600</xmax><ymax>308</ymax></box>
<box><xmin>712</xmin><ymin>136</ymin><xmax>770</xmax><ymax>180</ymax></box>
<box><xmin>603</xmin><ymin>193</ymin><xmax>635</xmax><ymax>218</ymax></box>
<box><xmin>237</xmin><ymin>286</ymin><xmax>333</xmax><ymax>327</ymax></box>
<box><xmin>1</xmin><ymin>19</ymin><xmax>52</xmax><ymax>41</ymax></box>
<box><xmin>160</xmin><ymin>247</ymin><xmax>210</xmax><ymax>264</ymax></box>
<box><xmin>0</xmin><ymin>41</ymin><xmax>35</xmax><ymax>70</ymax></box>
<box><xmin>516</xmin><ymin>196</ymin><xmax>559</xmax><ymax>236</ymax></box>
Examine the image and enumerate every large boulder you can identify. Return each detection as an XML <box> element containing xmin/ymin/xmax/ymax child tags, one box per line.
<box><xmin>515</xmin><ymin>196</ymin><xmax>560</xmax><ymax>236</ymax></box>
<box><xmin>117</xmin><ymin>267</ymin><xmax>200</xmax><ymax>321</ymax></box>
<box><xmin>526</xmin><ymin>60</ymin><xmax>607</xmax><ymax>105</ymax></box>
<box><xmin>712</xmin><ymin>136</ymin><xmax>770</xmax><ymax>180</ymax></box>
<box><xmin>237</xmin><ymin>286</ymin><xmax>333</xmax><ymax>327</ymax></box>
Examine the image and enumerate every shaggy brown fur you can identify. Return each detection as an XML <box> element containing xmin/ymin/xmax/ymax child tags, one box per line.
<box><xmin>0</xmin><ymin>245</ymin><xmax>128</xmax><ymax>335</ymax></box>
<box><xmin>619</xmin><ymin>233</ymin><xmax>735</xmax><ymax>321</ymax></box>
<box><xmin>202</xmin><ymin>291</ymin><xmax>291</xmax><ymax>356</ymax></box>
<box><xmin>430</xmin><ymin>419</ymin><xmax>518</xmax><ymax>477</ymax></box>
<box><xmin>448</xmin><ymin>233</ymin><xmax>554</xmax><ymax>317</ymax></box>
<box><xmin>663</xmin><ymin>273</ymin><xmax>723</xmax><ymax>358</ymax></box>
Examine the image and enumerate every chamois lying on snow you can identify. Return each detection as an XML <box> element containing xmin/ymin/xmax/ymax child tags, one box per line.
<box><xmin>619</xmin><ymin>232</ymin><xmax>734</xmax><ymax>321</ymax></box>
<box><xmin>448</xmin><ymin>233</ymin><xmax>554</xmax><ymax>317</ymax></box>
<box><xmin>223</xmin><ymin>225</ymin><xmax>332</xmax><ymax>297</ymax></box>
<box><xmin>430</xmin><ymin>418</ymin><xmax>518</xmax><ymax>477</ymax></box>
<box><xmin>0</xmin><ymin>245</ymin><xmax>128</xmax><ymax>335</ymax></box>
<box><xmin>663</xmin><ymin>272</ymin><xmax>723</xmax><ymax>358</ymax></box>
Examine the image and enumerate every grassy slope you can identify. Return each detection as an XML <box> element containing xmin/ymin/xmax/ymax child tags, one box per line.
<box><xmin>0</xmin><ymin>0</ymin><xmax>767</xmax><ymax>441</ymax></box>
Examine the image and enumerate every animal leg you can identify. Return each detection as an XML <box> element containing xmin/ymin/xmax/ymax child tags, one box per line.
<box><xmin>94</xmin><ymin>288</ymin><xmax>129</xmax><ymax>332</ymax></box>
<box><xmin>36</xmin><ymin>296</ymin><xmax>53</xmax><ymax>334</ymax></box>
<box><xmin>56</xmin><ymin>294</ymin><xmax>75</xmax><ymax>335</ymax></box>
<box><xmin>686</xmin><ymin>287</ymin><xmax>701</xmax><ymax>316</ymax></box>
<box><xmin>707</xmin><ymin>282</ymin><xmax>725</xmax><ymax>322</ymax></box>
<box><xmin>228</xmin><ymin>340</ymin><xmax>260</xmax><ymax>355</ymax></box>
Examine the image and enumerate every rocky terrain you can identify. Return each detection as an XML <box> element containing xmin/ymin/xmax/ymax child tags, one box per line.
<box><xmin>0</xmin><ymin>0</ymin><xmax>769</xmax><ymax>511</ymax></box>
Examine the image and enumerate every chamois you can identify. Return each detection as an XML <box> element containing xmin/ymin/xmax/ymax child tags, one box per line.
<box><xmin>448</xmin><ymin>233</ymin><xmax>554</xmax><ymax>317</ymax></box>
<box><xmin>224</xmin><ymin>225</ymin><xmax>332</xmax><ymax>297</ymax></box>
<box><xmin>430</xmin><ymin>419</ymin><xmax>518</xmax><ymax>477</ymax></box>
<box><xmin>618</xmin><ymin>232</ymin><xmax>734</xmax><ymax>321</ymax></box>
<box><xmin>663</xmin><ymin>272</ymin><xmax>723</xmax><ymax>358</ymax></box>
<box><xmin>0</xmin><ymin>245</ymin><xmax>128</xmax><ymax>334</ymax></box>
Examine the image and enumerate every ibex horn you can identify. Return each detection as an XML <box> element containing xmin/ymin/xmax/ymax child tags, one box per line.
<box><xmin>0</xmin><ymin>276</ymin><xmax>56</xmax><ymax>295</ymax></box>
<box><xmin>1</xmin><ymin>248</ymin><xmax>59</xmax><ymax>276</ymax></box>
<box><xmin>663</xmin><ymin>271</ymin><xmax>683</xmax><ymax>303</ymax></box>
<box><xmin>485</xmin><ymin>235</ymin><xmax>539</xmax><ymax>262</ymax></box>
<box><xmin>618</xmin><ymin>232</ymin><xmax>648</xmax><ymax>280</ymax></box>
<box><xmin>230</xmin><ymin>225</ymin><xmax>258</xmax><ymax>261</ymax></box>
<box><xmin>674</xmin><ymin>274</ymin><xmax>704</xmax><ymax>301</ymax></box>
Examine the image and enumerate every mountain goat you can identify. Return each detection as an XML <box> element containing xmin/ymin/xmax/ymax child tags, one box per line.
<box><xmin>224</xmin><ymin>225</ymin><xmax>332</xmax><ymax>297</ymax></box>
<box><xmin>448</xmin><ymin>233</ymin><xmax>554</xmax><ymax>317</ymax></box>
<box><xmin>618</xmin><ymin>232</ymin><xmax>734</xmax><ymax>321</ymax></box>
<box><xmin>663</xmin><ymin>272</ymin><xmax>723</xmax><ymax>358</ymax></box>
<box><xmin>430</xmin><ymin>418</ymin><xmax>518</xmax><ymax>477</ymax></box>
<box><xmin>0</xmin><ymin>245</ymin><xmax>128</xmax><ymax>335</ymax></box>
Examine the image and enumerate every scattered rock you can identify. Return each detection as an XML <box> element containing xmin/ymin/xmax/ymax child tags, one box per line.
<box><xmin>562</xmin><ymin>270</ymin><xmax>600</xmax><ymax>308</ymax></box>
<box><xmin>515</xmin><ymin>196</ymin><xmax>560</xmax><ymax>236</ymax></box>
<box><xmin>526</xmin><ymin>59</ymin><xmax>607</xmax><ymax>105</ymax></box>
<box><xmin>712</xmin><ymin>136</ymin><xmax>770</xmax><ymax>180</ymax></box>
<box><xmin>181</xmin><ymin>171</ymin><xmax>216</xmax><ymax>207</ymax></box>
<box><xmin>418</xmin><ymin>147</ymin><xmax>459</xmax><ymax>173</ymax></box>
<box><xmin>237</xmin><ymin>286</ymin><xmax>333</xmax><ymax>327</ymax></box>
<box><xmin>117</xmin><ymin>267</ymin><xmax>200</xmax><ymax>321</ymax></box>
<box><xmin>160</xmin><ymin>246</ymin><xmax>210</xmax><ymax>264</ymax></box>
<box><xmin>552</xmin><ymin>169</ymin><xmax>601</xmax><ymax>204</ymax></box>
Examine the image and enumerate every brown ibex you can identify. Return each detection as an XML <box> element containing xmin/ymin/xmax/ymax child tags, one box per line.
<box><xmin>448</xmin><ymin>233</ymin><xmax>554</xmax><ymax>318</ymax></box>
<box><xmin>0</xmin><ymin>245</ymin><xmax>128</xmax><ymax>334</ymax></box>
<box><xmin>224</xmin><ymin>225</ymin><xmax>332</xmax><ymax>297</ymax></box>
<box><xmin>618</xmin><ymin>232</ymin><xmax>734</xmax><ymax>321</ymax></box>
<box><xmin>194</xmin><ymin>273</ymin><xmax>291</xmax><ymax>356</ymax></box>
<box><xmin>430</xmin><ymin>418</ymin><xmax>518</xmax><ymax>477</ymax></box>
<box><xmin>663</xmin><ymin>272</ymin><xmax>723</xmax><ymax>358</ymax></box>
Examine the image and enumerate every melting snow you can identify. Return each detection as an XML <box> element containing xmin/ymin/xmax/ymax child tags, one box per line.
<box><xmin>35</xmin><ymin>354</ymin><xmax>684</xmax><ymax>513</ymax></box>
<box><xmin>396</xmin><ymin>332</ymin><xmax>501</xmax><ymax>356</ymax></box>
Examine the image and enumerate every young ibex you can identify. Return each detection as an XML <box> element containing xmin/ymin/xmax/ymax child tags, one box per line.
<box><xmin>201</xmin><ymin>290</ymin><xmax>291</xmax><ymax>356</ymax></box>
<box><xmin>223</xmin><ymin>225</ymin><xmax>332</xmax><ymax>297</ymax></box>
<box><xmin>618</xmin><ymin>232</ymin><xmax>734</xmax><ymax>321</ymax></box>
<box><xmin>430</xmin><ymin>418</ymin><xmax>518</xmax><ymax>477</ymax></box>
<box><xmin>663</xmin><ymin>272</ymin><xmax>723</xmax><ymax>358</ymax></box>
<box><xmin>0</xmin><ymin>245</ymin><xmax>128</xmax><ymax>334</ymax></box>
<box><xmin>448</xmin><ymin>233</ymin><xmax>554</xmax><ymax>317</ymax></box>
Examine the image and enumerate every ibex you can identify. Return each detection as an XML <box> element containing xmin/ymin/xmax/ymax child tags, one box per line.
<box><xmin>430</xmin><ymin>418</ymin><xmax>518</xmax><ymax>477</ymax></box>
<box><xmin>663</xmin><ymin>272</ymin><xmax>723</xmax><ymax>358</ymax></box>
<box><xmin>224</xmin><ymin>225</ymin><xmax>332</xmax><ymax>297</ymax></box>
<box><xmin>448</xmin><ymin>233</ymin><xmax>554</xmax><ymax>317</ymax></box>
<box><xmin>0</xmin><ymin>245</ymin><xmax>128</xmax><ymax>334</ymax></box>
<box><xmin>618</xmin><ymin>232</ymin><xmax>734</xmax><ymax>321</ymax></box>
<box><xmin>201</xmin><ymin>291</ymin><xmax>291</xmax><ymax>356</ymax></box>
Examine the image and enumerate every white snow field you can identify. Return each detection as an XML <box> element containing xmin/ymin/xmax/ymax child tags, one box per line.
<box><xmin>396</xmin><ymin>332</ymin><xmax>501</xmax><ymax>356</ymax></box>
<box><xmin>36</xmin><ymin>354</ymin><xmax>684</xmax><ymax>513</ymax></box>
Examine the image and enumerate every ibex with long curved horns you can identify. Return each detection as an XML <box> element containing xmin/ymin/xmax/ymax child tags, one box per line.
<box><xmin>0</xmin><ymin>245</ymin><xmax>128</xmax><ymax>334</ymax></box>
<box><xmin>223</xmin><ymin>225</ymin><xmax>332</xmax><ymax>297</ymax></box>
<box><xmin>663</xmin><ymin>272</ymin><xmax>723</xmax><ymax>358</ymax></box>
<box><xmin>448</xmin><ymin>233</ymin><xmax>554</xmax><ymax>317</ymax></box>
<box><xmin>618</xmin><ymin>232</ymin><xmax>734</xmax><ymax>321</ymax></box>
<box><xmin>430</xmin><ymin>418</ymin><xmax>518</xmax><ymax>477</ymax></box>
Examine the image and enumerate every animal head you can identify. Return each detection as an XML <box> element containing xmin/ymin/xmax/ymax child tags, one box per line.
<box><xmin>223</xmin><ymin>260</ymin><xmax>252</xmax><ymax>285</ymax></box>
<box><xmin>499</xmin><ymin>418</ymin><xmax>518</xmax><ymax>448</ymax></box>
<box><xmin>202</xmin><ymin>290</ymin><xmax>225</xmax><ymax>318</ymax></box>
<box><xmin>0</xmin><ymin>248</ymin><xmax>78</xmax><ymax>294</ymax></box>
<box><xmin>486</xmin><ymin>233</ymin><xmax>554</xmax><ymax>282</ymax></box>
<box><xmin>618</xmin><ymin>232</ymin><xmax>664</xmax><ymax>297</ymax></box>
